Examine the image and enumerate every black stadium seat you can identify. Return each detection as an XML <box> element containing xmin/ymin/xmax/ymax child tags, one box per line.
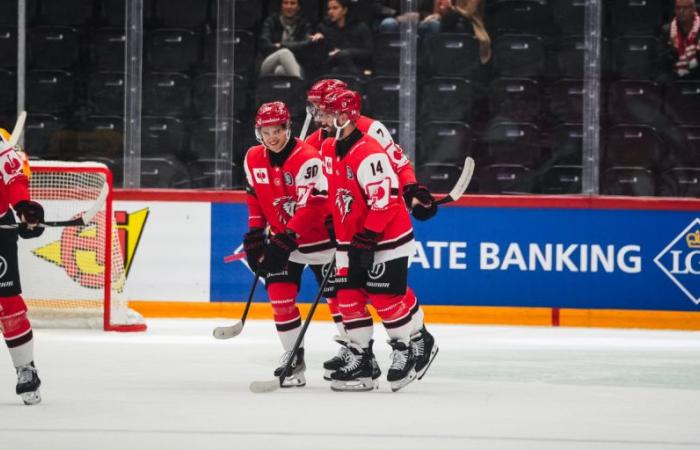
<box><xmin>27</xmin><ymin>70</ymin><xmax>75</xmax><ymax>113</ymax></box>
<box><xmin>203</xmin><ymin>30</ymin><xmax>255</xmax><ymax>74</ymax></box>
<box><xmin>418</xmin><ymin>121</ymin><xmax>472</xmax><ymax>166</ymax></box>
<box><xmin>601</xmin><ymin>167</ymin><xmax>655</xmax><ymax>196</ymax></box>
<box><xmin>146</xmin><ymin>28</ymin><xmax>200</xmax><ymax>72</ymax></box>
<box><xmin>607</xmin><ymin>80</ymin><xmax>662</xmax><ymax>125</ymax></box>
<box><xmin>29</xmin><ymin>26</ymin><xmax>80</xmax><ymax>70</ymax></box>
<box><xmin>478</xmin><ymin>164</ymin><xmax>534</xmax><ymax>194</ymax></box>
<box><xmin>551</xmin><ymin>123</ymin><xmax>583</xmax><ymax>165</ymax></box>
<box><xmin>611</xmin><ymin>0</ymin><xmax>663</xmax><ymax>35</ymax></box>
<box><xmin>0</xmin><ymin>26</ymin><xmax>17</xmax><ymax>68</ymax></box>
<box><xmin>366</xmin><ymin>76</ymin><xmax>400</xmax><ymax>121</ymax></box>
<box><xmin>78</xmin><ymin>115</ymin><xmax>124</xmax><ymax>157</ymax></box>
<box><xmin>373</xmin><ymin>33</ymin><xmax>401</xmax><ymax>75</ymax></box>
<box><xmin>143</xmin><ymin>72</ymin><xmax>192</xmax><ymax>117</ymax></box>
<box><xmin>612</xmin><ymin>36</ymin><xmax>660</xmax><ymax>80</ymax></box>
<box><xmin>154</xmin><ymin>0</ymin><xmax>208</xmax><ymax>28</ymax></box>
<box><xmin>541</xmin><ymin>165</ymin><xmax>582</xmax><ymax>194</ymax></box>
<box><xmin>142</xmin><ymin>116</ymin><xmax>187</xmax><ymax>156</ymax></box>
<box><xmin>87</xmin><ymin>71</ymin><xmax>125</xmax><ymax>115</ymax></box>
<box><xmin>90</xmin><ymin>28</ymin><xmax>126</xmax><ymax>71</ymax></box>
<box><xmin>192</xmin><ymin>72</ymin><xmax>248</xmax><ymax>118</ymax></box>
<box><xmin>40</xmin><ymin>0</ymin><xmax>93</xmax><ymax>26</ymax></box>
<box><xmin>420</xmin><ymin>77</ymin><xmax>472</xmax><ymax>123</ymax></box>
<box><xmin>552</xmin><ymin>0</ymin><xmax>585</xmax><ymax>34</ymax></box>
<box><xmin>416</xmin><ymin>163</ymin><xmax>465</xmax><ymax>193</ymax></box>
<box><xmin>483</xmin><ymin>122</ymin><xmax>542</xmax><ymax>167</ymax></box>
<box><xmin>254</xmin><ymin>76</ymin><xmax>307</xmax><ymax>119</ymax></box>
<box><xmin>665</xmin><ymin>81</ymin><xmax>700</xmax><ymax>125</ymax></box>
<box><xmin>140</xmin><ymin>156</ymin><xmax>192</xmax><ymax>188</ymax></box>
<box><xmin>547</xmin><ymin>79</ymin><xmax>584</xmax><ymax>124</ymax></box>
<box><xmin>24</xmin><ymin>113</ymin><xmax>63</xmax><ymax>157</ymax></box>
<box><xmin>493</xmin><ymin>34</ymin><xmax>545</xmax><ymax>78</ymax></box>
<box><xmin>423</xmin><ymin>33</ymin><xmax>481</xmax><ymax>77</ymax></box>
<box><xmin>604</xmin><ymin>125</ymin><xmax>665</xmax><ymax>169</ymax></box>
<box><xmin>659</xmin><ymin>167</ymin><xmax>700</xmax><ymax>197</ymax></box>
<box><xmin>189</xmin><ymin>117</ymin><xmax>241</xmax><ymax>160</ymax></box>
<box><xmin>490</xmin><ymin>0</ymin><xmax>551</xmax><ymax>35</ymax></box>
<box><xmin>488</xmin><ymin>78</ymin><xmax>541</xmax><ymax>123</ymax></box>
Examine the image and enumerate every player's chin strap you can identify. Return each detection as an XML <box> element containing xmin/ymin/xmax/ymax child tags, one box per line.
<box><xmin>333</xmin><ymin>118</ymin><xmax>351</xmax><ymax>139</ymax></box>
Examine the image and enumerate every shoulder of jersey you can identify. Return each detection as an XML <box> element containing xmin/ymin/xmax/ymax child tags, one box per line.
<box><xmin>245</xmin><ymin>143</ymin><xmax>265</xmax><ymax>160</ymax></box>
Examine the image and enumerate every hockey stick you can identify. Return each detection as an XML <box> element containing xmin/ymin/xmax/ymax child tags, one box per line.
<box><xmin>249</xmin><ymin>257</ymin><xmax>334</xmax><ymax>393</ymax></box>
<box><xmin>0</xmin><ymin>179</ymin><xmax>110</xmax><ymax>229</ymax></box>
<box><xmin>9</xmin><ymin>111</ymin><xmax>27</xmax><ymax>147</ymax></box>
<box><xmin>212</xmin><ymin>270</ymin><xmax>261</xmax><ymax>339</ymax></box>
<box><xmin>433</xmin><ymin>156</ymin><xmax>475</xmax><ymax>206</ymax></box>
<box><xmin>298</xmin><ymin>112</ymin><xmax>312</xmax><ymax>141</ymax></box>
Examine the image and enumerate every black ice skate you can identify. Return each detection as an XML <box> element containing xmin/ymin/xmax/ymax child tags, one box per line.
<box><xmin>16</xmin><ymin>362</ymin><xmax>41</xmax><ymax>405</ymax></box>
<box><xmin>274</xmin><ymin>348</ymin><xmax>306</xmax><ymax>388</ymax></box>
<box><xmin>324</xmin><ymin>337</ymin><xmax>381</xmax><ymax>381</ymax></box>
<box><xmin>386</xmin><ymin>339</ymin><xmax>417</xmax><ymax>392</ymax></box>
<box><xmin>411</xmin><ymin>326</ymin><xmax>438</xmax><ymax>380</ymax></box>
<box><xmin>330</xmin><ymin>342</ymin><xmax>376</xmax><ymax>392</ymax></box>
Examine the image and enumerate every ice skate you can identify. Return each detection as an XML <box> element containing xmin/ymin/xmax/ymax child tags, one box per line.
<box><xmin>411</xmin><ymin>327</ymin><xmax>438</xmax><ymax>380</ymax></box>
<box><xmin>330</xmin><ymin>342</ymin><xmax>377</xmax><ymax>392</ymax></box>
<box><xmin>387</xmin><ymin>339</ymin><xmax>417</xmax><ymax>392</ymax></box>
<box><xmin>324</xmin><ymin>337</ymin><xmax>381</xmax><ymax>381</ymax></box>
<box><xmin>16</xmin><ymin>362</ymin><xmax>41</xmax><ymax>405</ymax></box>
<box><xmin>273</xmin><ymin>348</ymin><xmax>306</xmax><ymax>388</ymax></box>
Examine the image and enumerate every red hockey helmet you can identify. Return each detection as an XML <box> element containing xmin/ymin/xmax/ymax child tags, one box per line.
<box><xmin>320</xmin><ymin>88</ymin><xmax>361</xmax><ymax>122</ymax></box>
<box><xmin>307</xmin><ymin>79</ymin><xmax>348</xmax><ymax>106</ymax></box>
<box><xmin>255</xmin><ymin>101</ymin><xmax>291</xmax><ymax>143</ymax></box>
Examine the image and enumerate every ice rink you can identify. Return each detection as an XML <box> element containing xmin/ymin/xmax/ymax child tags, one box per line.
<box><xmin>0</xmin><ymin>319</ymin><xmax>699</xmax><ymax>450</ymax></box>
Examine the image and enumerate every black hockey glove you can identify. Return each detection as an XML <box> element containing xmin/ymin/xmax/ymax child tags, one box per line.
<box><xmin>243</xmin><ymin>228</ymin><xmax>266</xmax><ymax>273</ymax></box>
<box><xmin>14</xmin><ymin>200</ymin><xmax>44</xmax><ymax>239</ymax></box>
<box><xmin>403</xmin><ymin>183</ymin><xmax>437</xmax><ymax>221</ymax></box>
<box><xmin>324</xmin><ymin>215</ymin><xmax>336</xmax><ymax>245</ymax></box>
<box><xmin>347</xmin><ymin>230</ymin><xmax>378</xmax><ymax>287</ymax></box>
<box><xmin>260</xmin><ymin>230</ymin><xmax>298</xmax><ymax>274</ymax></box>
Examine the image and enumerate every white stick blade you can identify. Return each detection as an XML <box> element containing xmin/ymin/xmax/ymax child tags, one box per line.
<box><xmin>9</xmin><ymin>111</ymin><xmax>27</xmax><ymax>147</ymax></box>
<box><xmin>447</xmin><ymin>156</ymin><xmax>475</xmax><ymax>201</ymax></box>
<box><xmin>213</xmin><ymin>322</ymin><xmax>243</xmax><ymax>339</ymax></box>
<box><xmin>249</xmin><ymin>380</ymin><xmax>280</xmax><ymax>393</ymax></box>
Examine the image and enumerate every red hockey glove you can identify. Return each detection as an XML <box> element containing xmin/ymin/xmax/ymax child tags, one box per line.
<box><xmin>260</xmin><ymin>230</ymin><xmax>298</xmax><ymax>273</ymax></box>
<box><xmin>243</xmin><ymin>228</ymin><xmax>266</xmax><ymax>273</ymax></box>
<box><xmin>14</xmin><ymin>200</ymin><xmax>44</xmax><ymax>239</ymax></box>
<box><xmin>403</xmin><ymin>183</ymin><xmax>437</xmax><ymax>221</ymax></box>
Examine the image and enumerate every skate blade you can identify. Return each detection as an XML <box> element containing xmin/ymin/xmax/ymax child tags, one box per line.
<box><xmin>323</xmin><ymin>369</ymin><xmax>333</xmax><ymax>381</ymax></box>
<box><xmin>213</xmin><ymin>322</ymin><xmax>243</xmax><ymax>339</ymax></box>
<box><xmin>330</xmin><ymin>377</ymin><xmax>376</xmax><ymax>392</ymax></box>
<box><xmin>281</xmin><ymin>373</ymin><xmax>306</xmax><ymax>388</ymax></box>
<box><xmin>20</xmin><ymin>390</ymin><xmax>41</xmax><ymax>405</ymax></box>
<box><xmin>417</xmin><ymin>346</ymin><xmax>439</xmax><ymax>380</ymax></box>
<box><xmin>390</xmin><ymin>370</ymin><xmax>417</xmax><ymax>392</ymax></box>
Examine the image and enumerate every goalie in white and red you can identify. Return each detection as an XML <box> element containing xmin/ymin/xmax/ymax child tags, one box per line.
<box><xmin>0</xmin><ymin>138</ymin><xmax>44</xmax><ymax>405</ymax></box>
<box><xmin>318</xmin><ymin>89</ymin><xmax>438</xmax><ymax>392</ymax></box>
<box><xmin>242</xmin><ymin>101</ymin><xmax>334</xmax><ymax>387</ymax></box>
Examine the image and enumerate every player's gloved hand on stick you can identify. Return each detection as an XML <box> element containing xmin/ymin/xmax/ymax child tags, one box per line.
<box><xmin>403</xmin><ymin>183</ymin><xmax>437</xmax><ymax>221</ymax></box>
<box><xmin>347</xmin><ymin>229</ymin><xmax>378</xmax><ymax>286</ymax></box>
<box><xmin>14</xmin><ymin>200</ymin><xmax>44</xmax><ymax>239</ymax></box>
<box><xmin>260</xmin><ymin>230</ymin><xmax>298</xmax><ymax>273</ymax></box>
<box><xmin>243</xmin><ymin>227</ymin><xmax>266</xmax><ymax>273</ymax></box>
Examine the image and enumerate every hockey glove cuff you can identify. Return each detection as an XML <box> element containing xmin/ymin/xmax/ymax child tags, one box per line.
<box><xmin>243</xmin><ymin>227</ymin><xmax>266</xmax><ymax>273</ymax></box>
<box><xmin>260</xmin><ymin>230</ymin><xmax>298</xmax><ymax>273</ymax></box>
<box><xmin>403</xmin><ymin>184</ymin><xmax>437</xmax><ymax>221</ymax></box>
<box><xmin>14</xmin><ymin>201</ymin><xmax>45</xmax><ymax>239</ymax></box>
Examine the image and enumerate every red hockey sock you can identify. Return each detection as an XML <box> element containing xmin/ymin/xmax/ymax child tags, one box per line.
<box><xmin>0</xmin><ymin>295</ymin><xmax>34</xmax><ymax>367</ymax></box>
<box><xmin>371</xmin><ymin>289</ymin><xmax>418</xmax><ymax>341</ymax></box>
<box><xmin>267</xmin><ymin>282</ymin><xmax>301</xmax><ymax>351</ymax></box>
<box><xmin>337</xmin><ymin>289</ymin><xmax>373</xmax><ymax>347</ymax></box>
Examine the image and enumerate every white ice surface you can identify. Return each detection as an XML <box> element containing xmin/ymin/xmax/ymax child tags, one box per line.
<box><xmin>0</xmin><ymin>319</ymin><xmax>699</xmax><ymax>450</ymax></box>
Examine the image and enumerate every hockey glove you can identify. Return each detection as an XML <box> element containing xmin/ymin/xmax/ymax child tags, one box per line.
<box><xmin>243</xmin><ymin>228</ymin><xmax>266</xmax><ymax>273</ymax></box>
<box><xmin>324</xmin><ymin>215</ymin><xmax>336</xmax><ymax>245</ymax></box>
<box><xmin>14</xmin><ymin>200</ymin><xmax>44</xmax><ymax>239</ymax></box>
<box><xmin>403</xmin><ymin>183</ymin><xmax>437</xmax><ymax>221</ymax></box>
<box><xmin>347</xmin><ymin>230</ymin><xmax>378</xmax><ymax>286</ymax></box>
<box><xmin>260</xmin><ymin>230</ymin><xmax>298</xmax><ymax>273</ymax></box>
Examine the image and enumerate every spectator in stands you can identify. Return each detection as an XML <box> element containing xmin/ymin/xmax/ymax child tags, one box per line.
<box><xmin>450</xmin><ymin>0</ymin><xmax>490</xmax><ymax>63</ymax></box>
<box><xmin>377</xmin><ymin>0</ymin><xmax>437</xmax><ymax>35</ymax></box>
<box><xmin>311</xmin><ymin>0</ymin><xmax>373</xmax><ymax>75</ymax></box>
<box><xmin>259</xmin><ymin>0</ymin><xmax>314</xmax><ymax>79</ymax></box>
<box><xmin>666</xmin><ymin>0</ymin><xmax>700</xmax><ymax>79</ymax></box>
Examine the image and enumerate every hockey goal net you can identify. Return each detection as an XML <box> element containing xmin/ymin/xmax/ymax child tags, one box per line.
<box><xmin>18</xmin><ymin>161</ymin><xmax>146</xmax><ymax>331</ymax></box>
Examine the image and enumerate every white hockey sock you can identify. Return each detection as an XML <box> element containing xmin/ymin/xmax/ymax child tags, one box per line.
<box><xmin>8</xmin><ymin>337</ymin><xmax>33</xmax><ymax>368</ymax></box>
<box><xmin>346</xmin><ymin>326</ymin><xmax>373</xmax><ymax>349</ymax></box>
<box><xmin>384</xmin><ymin>321</ymin><xmax>413</xmax><ymax>344</ymax></box>
<box><xmin>277</xmin><ymin>327</ymin><xmax>302</xmax><ymax>352</ymax></box>
<box><xmin>410</xmin><ymin>306</ymin><xmax>425</xmax><ymax>335</ymax></box>
<box><xmin>334</xmin><ymin>320</ymin><xmax>346</xmax><ymax>336</ymax></box>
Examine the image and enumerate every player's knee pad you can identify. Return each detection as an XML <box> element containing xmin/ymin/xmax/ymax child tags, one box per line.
<box><xmin>0</xmin><ymin>295</ymin><xmax>30</xmax><ymax>338</ymax></box>
<box><xmin>267</xmin><ymin>282</ymin><xmax>299</xmax><ymax>318</ymax></box>
<box><xmin>371</xmin><ymin>289</ymin><xmax>417</xmax><ymax>326</ymax></box>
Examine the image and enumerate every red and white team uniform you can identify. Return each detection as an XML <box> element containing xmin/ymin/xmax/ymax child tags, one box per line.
<box><xmin>0</xmin><ymin>141</ymin><xmax>43</xmax><ymax>404</ymax></box>
<box><xmin>306</xmin><ymin>115</ymin><xmax>417</xmax><ymax>189</ymax></box>
<box><xmin>244</xmin><ymin>139</ymin><xmax>334</xmax><ymax>266</ymax></box>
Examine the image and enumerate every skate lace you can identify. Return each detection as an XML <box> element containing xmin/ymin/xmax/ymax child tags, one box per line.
<box><xmin>17</xmin><ymin>366</ymin><xmax>35</xmax><ymax>384</ymax></box>
<box><xmin>412</xmin><ymin>337</ymin><xmax>425</xmax><ymax>358</ymax></box>
<box><xmin>340</xmin><ymin>351</ymin><xmax>361</xmax><ymax>373</ymax></box>
<box><xmin>390</xmin><ymin>348</ymin><xmax>409</xmax><ymax>371</ymax></box>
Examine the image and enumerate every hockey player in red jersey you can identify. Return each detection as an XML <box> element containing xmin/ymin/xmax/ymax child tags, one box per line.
<box><xmin>243</xmin><ymin>101</ymin><xmax>334</xmax><ymax>387</ymax></box>
<box><xmin>0</xmin><ymin>139</ymin><xmax>44</xmax><ymax>404</ymax></box>
<box><xmin>318</xmin><ymin>89</ymin><xmax>438</xmax><ymax>392</ymax></box>
<box><xmin>306</xmin><ymin>79</ymin><xmax>438</xmax><ymax>380</ymax></box>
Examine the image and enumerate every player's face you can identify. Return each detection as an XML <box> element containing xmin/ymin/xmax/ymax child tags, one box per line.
<box><xmin>260</xmin><ymin>125</ymin><xmax>288</xmax><ymax>152</ymax></box>
<box><xmin>317</xmin><ymin>108</ymin><xmax>335</xmax><ymax>132</ymax></box>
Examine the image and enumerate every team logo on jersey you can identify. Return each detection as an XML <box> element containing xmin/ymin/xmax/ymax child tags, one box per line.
<box><xmin>346</xmin><ymin>165</ymin><xmax>354</xmax><ymax>180</ymax></box>
<box><xmin>335</xmin><ymin>188</ymin><xmax>354</xmax><ymax>223</ymax></box>
<box><xmin>272</xmin><ymin>196</ymin><xmax>296</xmax><ymax>223</ymax></box>
<box><xmin>273</xmin><ymin>177</ymin><xmax>282</xmax><ymax>186</ymax></box>
<box><xmin>253</xmin><ymin>168</ymin><xmax>269</xmax><ymax>184</ymax></box>
<box><xmin>284</xmin><ymin>172</ymin><xmax>294</xmax><ymax>186</ymax></box>
<box><xmin>324</xmin><ymin>156</ymin><xmax>333</xmax><ymax>174</ymax></box>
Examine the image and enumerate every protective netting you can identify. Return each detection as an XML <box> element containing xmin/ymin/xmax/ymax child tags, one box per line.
<box><xmin>18</xmin><ymin>161</ymin><xmax>145</xmax><ymax>331</ymax></box>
